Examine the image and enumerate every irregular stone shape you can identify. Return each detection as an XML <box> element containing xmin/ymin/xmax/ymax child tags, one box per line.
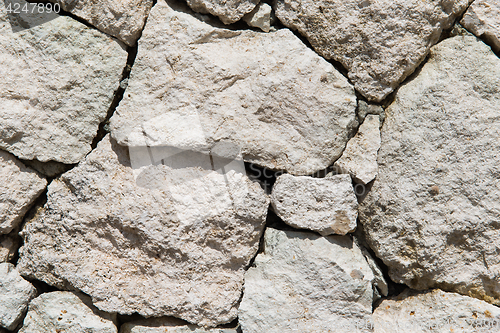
<box><xmin>0</xmin><ymin>0</ymin><xmax>127</xmax><ymax>163</ymax></box>
<box><xmin>274</xmin><ymin>0</ymin><xmax>472</xmax><ymax>102</ymax></box>
<box><xmin>239</xmin><ymin>228</ymin><xmax>380</xmax><ymax>333</ymax></box>
<box><xmin>243</xmin><ymin>2</ymin><xmax>272</xmax><ymax>32</ymax></box>
<box><xmin>270</xmin><ymin>174</ymin><xmax>358</xmax><ymax>235</ymax></box>
<box><xmin>19</xmin><ymin>291</ymin><xmax>117</xmax><ymax>333</ymax></box>
<box><xmin>0</xmin><ymin>150</ymin><xmax>47</xmax><ymax>234</ymax></box>
<box><xmin>0</xmin><ymin>233</ymin><xmax>19</xmax><ymax>263</ymax></box>
<box><xmin>110</xmin><ymin>0</ymin><xmax>357</xmax><ymax>176</ymax></box>
<box><xmin>359</xmin><ymin>36</ymin><xmax>500</xmax><ymax>305</ymax></box>
<box><xmin>461</xmin><ymin>0</ymin><xmax>500</xmax><ymax>52</ymax></box>
<box><xmin>49</xmin><ymin>0</ymin><xmax>153</xmax><ymax>46</ymax></box>
<box><xmin>334</xmin><ymin>115</ymin><xmax>381</xmax><ymax>184</ymax></box>
<box><xmin>357</xmin><ymin>101</ymin><xmax>385</xmax><ymax>126</ymax></box>
<box><xmin>373</xmin><ymin>289</ymin><xmax>500</xmax><ymax>333</ymax></box>
<box><xmin>21</xmin><ymin>159</ymin><xmax>73</xmax><ymax>178</ymax></box>
<box><xmin>0</xmin><ymin>263</ymin><xmax>36</xmax><ymax>330</ymax></box>
<box><xmin>186</xmin><ymin>0</ymin><xmax>259</xmax><ymax>24</ymax></box>
<box><xmin>120</xmin><ymin>317</ymin><xmax>237</xmax><ymax>333</ymax></box>
<box><xmin>17</xmin><ymin>135</ymin><xmax>269</xmax><ymax>327</ymax></box>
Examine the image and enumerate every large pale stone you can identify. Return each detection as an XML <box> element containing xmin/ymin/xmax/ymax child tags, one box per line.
<box><xmin>120</xmin><ymin>317</ymin><xmax>237</xmax><ymax>333</ymax></box>
<box><xmin>461</xmin><ymin>0</ymin><xmax>500</xmax><ymax>52</ymax></box>
<box><xmin>19</xmin><ymin>291</ymin><xmax>117</xmax><ymax>333</ymax></box>
<box><xmin>186</xmin><ymin>0</ymin><xmax>259</xmax><ymax>24</ymax></box>
<box><xmin>239</xmin><ymin>228</ymin><xmax>383</xmax><ymax>333</ymax></box>
<box><xmin>110</xmin><ymin>0</ymin><xmax>357</xmax><ymax>176</ymax></box>
<box><xmin>0</xmin><ymin>0</ymin><xmax>127</xmax><ymax>163</ymax></box>
<box><xmin>0</xmin><ymin>150</ymin><xmax>46</xmax><ymax>234</ymax></box>
<box><xmin>334</xmin><ymin>114</ymin><xmax>381</xmax><ymax>185</ymax></box>
<box><xmin>359</xmin><ymin>36</ymin><xmax>500</xmax><ymax>305</ymax></box>
<box><xmin>17</xmin><ymin>135</ymin><xmax>269</xmax><ymax>327</ymax></box>
<box><xmin>0</xmin><ymin>263</ymin><xmax>36</xmax><ymax>331</ymax></box>
<box><xmin>270</xmin><ymin>174</ymin><xmax>358</xmax><ymax>236</ymax></box>
<box><xmin>274</xmin><ymin>0</ymin><xmax>472</xmax><ymax>102</ymax></box>
<box><xmin>373</xmin><ymin>289</ymin><xmax>500</xmax><ymax>333</ymax></box>
<box><xmin>49</xmin><ymin>0</ymin><xmax>154</xmax><ymax>46</ymax></box>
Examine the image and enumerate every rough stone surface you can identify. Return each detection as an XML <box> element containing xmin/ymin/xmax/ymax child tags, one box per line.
<box><xmin>0</xmin><ymin>150</ymin><xmax>47</xmax><ymax>235</ymax></box>
<box><xmin>0</xmin><ymin>263</ymin><xmax>36</xmax><ymax>331</ymax></box>
<box><xmin>334</xmin><ymin>115</ymin><xmax>381</xmax><ymax>184</ymax></box>
<box><xmin>0</xmin><ymin>0</ymin><xmax>127</xmax><ymax>163</ymax></box>
<box><xmin>239</xmin><ymin>228</ymin><xmax>381</xmax><ymax>332</ymax></box>
<box><xmin>186</xmin><ymin>0</ymin><xmax>259</xmax><ymax>24</ymax></box>
<box><xmin>120</xmin><ymin>317</ymin><xmax>237</xmax><ymax>333</ymax></box>
<box><xmin>50</xmin><ymin>0</ymin><xmax>154</xmax><ymax>46</ymax></box>
<box><xmin>19</xmin><ymin>291</ymin><xmax>117</xmax><ymax>333</ymax></box>
<box><xmin>17</xmin><ymin>135</ymin><xmax>269</xmax><ymax>327</ymax></box>
<box><xmin>274</xmin><ymin>0</ymin><xmax>472</xmax><ymax>102</ymax></box>
<box><xmin>373</xmin><ymin>289</ymin><xmax>500</xmax><ymax>333</ymax></box>
<box><xmin>110</xmin><ymin>0</ymin><xmax>357</xmax><ymax>176</ymax></box>
<box><xmin>0</xmin><ymin>233</ymin><xmax>19</xmax><ymax>263</ymax></box>
<box><xmin>270</xmin><ymin>174</ymin><xmax>358</xmax><ymax>235</ymax></box>
<box><xmin>357</xmin><ymin>101</ymin><xmax>385</xmax><ymax>126</ymax></box>
<box><xmin>359</xmin><ymin>36</ymin><xmax>500</xmax><ymax>305</ymax></box>
<box><xmin>243</xmin><ymin>2</ymin><xmax>272</xmax><ymax>32</ymax></box>
<box><xmin>461</xmin><ymin>0</ymin><xmax>500</xmax><ymax>52</ymax></box>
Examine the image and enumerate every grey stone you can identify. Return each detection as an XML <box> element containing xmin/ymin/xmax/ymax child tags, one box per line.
<box><xmin>186</xmin><ymin>0</ymin><xmax>260</xmax><ymax>24</ymax></box>
<box><xmin>120</xmin><ymin>317</ymin><xmax>237</xmax><ymax>333</ymax></box>
<box><xmin>243</xmin><ymin>2</ymin><xmax>272</xmax><ymax>32</ymax></box>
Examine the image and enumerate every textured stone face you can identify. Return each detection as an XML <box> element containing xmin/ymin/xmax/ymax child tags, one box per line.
<box><xmin>270</xmin><ymin>174</ymin><xmax>358</xmax><ymax>236</ymax></box>
<box><xmin>461</xmin><ymin>0</ymin><xmax>500</xmax><ymax>52</ymax></box>
<box><xmin>110</xmin><ymin>0</ymin><xmax>357</xmax><ymax>176</ymax></box>
<box><xmin>0</xmin><ymin>234</ymin><xmax>18</xmax><ymax>263</ymax></box>
<box><xmin>373</xmin><ymin>289</ymin><xmax>500</xmax><ymax>333</ymax></box>
<box><xmin>0</xmin><ymin>0</ymin><xmax>127</xmax><ymax>163</ymax></box>
<box><xmin>239</xmin><ymin>228</ymin><xmax>381</xmax><ymax>333</ymax></box>
<box><xmin>359</xmin><ymin>36</ymin><xmax>500</xmax><ymax>305</ymax></box>
<box><xmin>0</xmin><ymin>150</ymin><xmax>46</xmax><ymax>235</ymax></box>
<box><xmin>274</xmin><ymin>0</ymin><xmax>472</xmax><ymax>102</ymax></box>
<box><xmin>120</xmin><ymin>317</ymin><xmax>237</xmax><ymax>333</ymax></box>
<box><xmin>185</xmin><ymin>0</ymin><xmax>260</xmax><ymax>24</ymax></box>
<box><xmin>49</xmin><ymin>0</ymin><xmax>154</xmax><ymax>46</ymax></box>
<box><xmin>0</xmin><ymin>263</ymin><xmax>36</xmax><ymax>331</ymax></box>
<box><xmin>17</xmin><ymin>135</ymin><xmax>269</xmax><ymax>327</ymax></box>
<box><xmin>19</xmin><ymin>292</ymin><xmax>117</xmax><ymax>333</ymax></box>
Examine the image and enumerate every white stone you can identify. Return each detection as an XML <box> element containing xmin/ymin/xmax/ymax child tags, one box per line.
<box><xmin>17</xmin><ymin>135</ymin><xmax>269</xmax><ymax>327</ymax></box>
<box><xmin>0</xmin><ymin>263</ymin><xmax>36</xmax><ymax>331</ymax></box>
<box><xmin>274</xmin><ymin>0</ymin><xmax>472</xmax><ymax>102</ymax></box>
<box><xmin>120</xmin><ymin>317</ymin><xmax>237</xmax><ymax>333</ymax></box>
<box><xmin>239</xmin><ymin>228</ymin><xmax>382</xmax><ymax>333</ymax></box>
<box><xmin>334</xmin><ymin>114</ymin><xmax>381</xmax><ymax>184</ymax></box>
<box><xmin>49</xmin><ymin>0</ymin><xmax>154</xmax><ymax>46</ymax></box>
<box><xmin>359</xmin><ymin>36</ymin><xmax>500</xmax><ymax>305</ymax></box>
<box><xmin>461</xmin><ymin>0</ymin><xmax>500</xmax><ymax>52</ymax></box>
<box><xmin>186</xmin><ymin>0</ymin><xmax>259</xmax><ymax>24</ymax></box>
<box><xmin>270</xmin><ymin>174</ymin><xmax>358</xmax><ymax>235</ymax></box>
<box><xmin>243</xmin><ymin>2</ymin><xmax>272</xmax><ymax>32</ymax></box>
<box><xmin>0</xmin><ymin>0</ymin><xmax>127</xmax><ymax>163</ymax></box>
<box><xmin>0</xmin><ymin>150</ymin><xmax>46</xmax><ymax>234</ymax></box>
<box><xmin>373</xmin><ymin>289</ymin><xmax>500</xmax><ymax>333</ymax></box>
<box><xmin>110</xmin><ymin>0</ymin><xmax>357</xmax><ymax>176</ymax></box>
<box><xmin>19</xmin><ymin>291</ymin><xmax>117</xmax><ymax>333</ymax></box>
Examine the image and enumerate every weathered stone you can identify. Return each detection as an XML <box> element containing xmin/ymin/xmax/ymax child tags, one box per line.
<box><xmin>19</xmin><ymin>291</ymin><xmax>117</xmax><ymax>333</ymax></box>
<box><xmin>359</xmin><ymin>36</ymin><xmax>500</xmax><ymax>305</ymax></box>
<box><xmin>270</xmin><ymin>174</ymin><xmax>358</xmax><ymax>235</ymax></box>
<box><xmin>357</xmin><ymin>101</ymin><xmax>385</xmax><ymax>125</ymax></box>
<box><xmin>0</xmin><ymin>233</ymin><xmax>19</xmax><ymax>263</ymax></box>
<box><xmin>120</xmin><ymin>317</ymin><xmax>237</xmax><ymax>333</ymax></box>
<box><xmin>373</xmin><ymin>289</ymin><xmax>500</xmax><ymax>333</ymax></box>
<box><xmin>334</xmin><ymin>115</ymin><xmax>381</xmax><ymax>184</ymax></box>
<box><xmin>461</xmin><ymin>0</ymin><xmax>500</xmax><ymax>53</ymax></box>
<box><xmin>0</xmin><ymin>263</ymin><xmax>36</xmax><ymax>331</ymax></box>
<box><xmin>274</xmin><ymin>0</ymin><xmax>472</xmax><ymax>102</ymax></box>
<box><xmin>0</xmin><ymin>0</ymin><xmax>127</xmax><ymax>163</ymax></box>
<box><xmin>110</xmin><ymin>0</ymin><xmax>357</xmax><ymax>176</ymax></box>
<box><xmin>243</xmin><ymin>2</ymin><xmax>272</xmax><ymax>32</ymax></box>
<box><xmin>49</xmin><ymin>0</ymin><xmax>153</xmax><ymax>46</ymax></box>
<box><xmin>18</xmin><ymin>135</ymin><xmax>269</xmax><ymax>327</ymax></box>
<box><xmin>239</xmin><ymin>228</ymin><xmax>381</xmax><ymax>332</ymax></box>
<box><xmin>186</xmin><ymin>0</ymin><xmax>259</xmax><ymax>24</ymax></box>
<box><xmin>21</xmin><ymin>159</ymin><xmax>73</xmax><ymax>178</ymax></box>
<box><xmin>0</xmin><ymin>150</ymin><xmax>46</xmax><ymax>235</ymax></box>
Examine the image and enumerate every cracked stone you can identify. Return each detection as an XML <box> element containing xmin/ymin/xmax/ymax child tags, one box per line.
<box><xmin>461</xmin><ymin>0</ymin><xmax>500</xmax><ymax>53</ymax></box>
<box><xmin>120</xmin><ymin>317</ymin><xmax>237</xmax><ymax>333</ymax></box>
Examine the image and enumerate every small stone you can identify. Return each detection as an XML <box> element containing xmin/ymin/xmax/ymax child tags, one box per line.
<box><xmin>357</xmin><ymin>101</ymin><xmax>385</xmax><ymax>125</ymax></box>
<box><xmin>270</xmin><ymin>174</ymin><xmax>358</xmax><ymax>236</ymax></box>
<box><xmin>19</xmin><ymin>291</ymin><xmax>117</xmax><ymax>333</ymax></box>
<box><xmin>185</xmin><ymin>0</ymin><xmax>260</xmax><ymax>24</ymax></box>
<box><xmin>120</xmin><ymin>317</ymin><xmax>237</xmax><ymax>333</ymax></box>
<box><xmin>334</xmin><ymin>115</ymin><xmax>381</xmax><ymax>185</ymax></box>
<box><xmin>243</xmin><ymin>3</ymin><xmax>272</xmax><ymax>32</ymax></box>
<box><xmin>461</xmin><ymin>0</ymin><xmax>500</xmax><ymax>53</ymax></box>
<box><xmin>0</xmin><ymin>233</ymin><xmax>19</xmax><ymax>263</ymax></box>
<box><xmin>0</xmin><ymin>263</ymin><xmax>36</xmax><ymax>331</ymax></box>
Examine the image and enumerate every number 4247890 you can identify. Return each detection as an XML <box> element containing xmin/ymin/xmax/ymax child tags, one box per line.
<box><xmin>5</xmin><ymin>2</ymin><xmax>61</xmax><ymax>14</ymax></box>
